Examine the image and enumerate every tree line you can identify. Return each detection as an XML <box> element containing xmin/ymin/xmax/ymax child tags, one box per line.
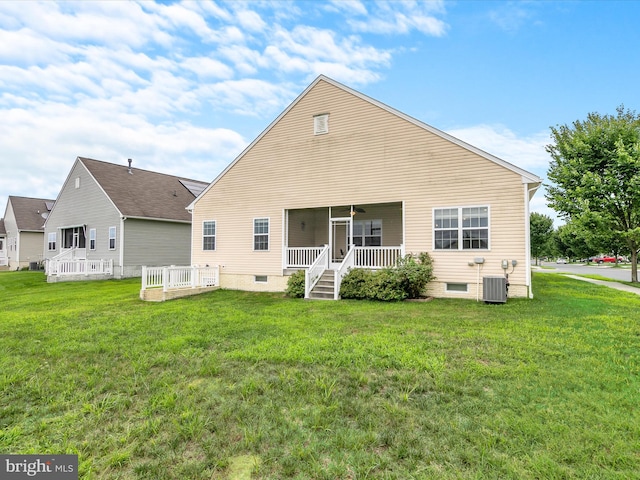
<box><xmin>533</xmin><ymin>105</ymin><xmax>640</xmax><ymax>282</ymax></box>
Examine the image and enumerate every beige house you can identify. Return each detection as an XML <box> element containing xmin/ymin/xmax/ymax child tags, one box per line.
<box><xmin>189</xmin><ymin>76</ymin><xmax>542</xmax><ymax>300</ymax></box>
<box><xmin>2</xmin><ymin>196</ymin><xmax>55</xmax><ymax>270</ymax></box>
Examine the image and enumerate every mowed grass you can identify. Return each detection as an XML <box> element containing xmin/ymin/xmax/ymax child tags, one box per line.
<box><xmin>0</xmin><ymin>272</ymin><xmax>639</xmax><ymax>479</ymax></box>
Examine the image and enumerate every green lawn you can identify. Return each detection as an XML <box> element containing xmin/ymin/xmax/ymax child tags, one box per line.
<box><xmin>1</xmin><ymin>272</ymin><xmax>639</xmax><ymax>479</ymax></box>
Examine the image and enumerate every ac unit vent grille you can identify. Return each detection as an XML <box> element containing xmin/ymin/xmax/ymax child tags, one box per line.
<box><xmin>483</xmin><ymin>276</ymin><xmax>507</xmax><ymax>303</ymax></box>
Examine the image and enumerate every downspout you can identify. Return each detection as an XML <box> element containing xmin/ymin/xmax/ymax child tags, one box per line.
<box><xmin>282</xmin><ymin>209</ymin><xmax>287</xmax><ymax>271</ymax></box>
<box><xmin>524</xmin><ymin>183</ymin><xmax>537</xmax><ymax>299</ymax></box>
<box><xmin>119</xmin><ymin>216</ymin><xmax>125</xmax><ymax>278</ymax></box>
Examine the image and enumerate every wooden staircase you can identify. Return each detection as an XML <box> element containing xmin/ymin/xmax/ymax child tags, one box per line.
<box><xmin>308</xmin><ymin>270</ymin><xmax>336</xmax><ymax>300</ymax></box>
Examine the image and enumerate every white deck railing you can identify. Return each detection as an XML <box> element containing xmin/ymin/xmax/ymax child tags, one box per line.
<box><xmin>0</xmin><ymin>254</ymin><xmax>7</xmax><ymax>267</ymax></box>
<box><xmin>305</xmin><ymin>245</ymin><xmax>330</xmax><ymax>299</ymax></box>
<box><xmin>287</xmin><ymin>247</ymin><xmax>325</xmax><ymax>268</ymax></box>
<box><xmin>47</xmin><ymin>258</ymin><xmax>113</xmax><ymax>276</ymax></box>
<box><xmin>353</xmin><ymin>246</ymin><xmax>404</xmax><ymax>269</ymax></box>
<box><xmin>141</xmin><ymin>265</ymin><xmax>220</xmax><ymax>291</ymax></box>
<box><xmin>334</xmin><ymin>246</ymin><xmax>356</xmax><ymax>300</ymax></box>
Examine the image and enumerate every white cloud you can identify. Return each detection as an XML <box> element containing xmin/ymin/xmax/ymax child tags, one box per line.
<box><xmin>345</xmin><ymin>0</ymin><xmax>448</xmax><ymax>36</ymax></box>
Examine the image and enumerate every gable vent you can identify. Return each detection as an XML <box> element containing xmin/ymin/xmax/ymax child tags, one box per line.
<box><xmin>314</xmin><ymin>113</ymin><xmax>329</xmax><ymax>135</ymax></box>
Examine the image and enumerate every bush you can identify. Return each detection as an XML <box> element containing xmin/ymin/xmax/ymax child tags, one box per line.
<box><xmin>339</xmin><ymin>252</ymin><xmax>435</xmax><ymax>301</ymax></box>
<box><xmin>285</xmin><ymin>270</ymin><xmax>306</xmax><ymax>298</ymax></box>
<box><xmin>337</xmin><ymin>268</ymin><xmax>372</xmax><ymax>299</ymax></box>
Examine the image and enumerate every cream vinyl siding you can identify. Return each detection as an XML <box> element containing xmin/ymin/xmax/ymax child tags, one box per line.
<box><xmin>193</xmin><ymin>79</ymin><xmax>534</xmax><ymax>295</ymax></box>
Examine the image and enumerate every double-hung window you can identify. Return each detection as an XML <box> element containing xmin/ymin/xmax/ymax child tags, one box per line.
<box><xmin>353</xmin><ymin>220</ymin><xmax>382</xmax><ymax>246</ymax></box>
<box><xmin>48</xmin><ymin>232</ymin><xmax>57</xmax><ymax>251</ymax></box>
<box><xmin>89</xmin><ymin>229</ymin><xmax>96</xmax><ymax>250</ymax></box>
<box><xmin>203</xmin><ymin>221</ymin><xmax>216</xmax><ymax>251</ymax></box>
<box><xmin>254</xmin><ymin>218</ymin><xmax>269</xmax><ymax>251</ymax></box>
<box><xmin>434</xmin><ymin>206</ymin><xmax>489</xmax><ymax>250</ymax></box>
<box><xmin>108</xmin><ymin>226</ymin><xmax>116</xmax><ymax>250</ymax></box>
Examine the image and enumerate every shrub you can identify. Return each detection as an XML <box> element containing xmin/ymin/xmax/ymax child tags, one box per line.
<box><xmin>338</xmin><ymin>268</ymin><xmax>372</xmax><ymax>299</ymax></box>
<box><xmin>285</xmin><ymin>270</ymin><xmax>306</xmax><ymax>298</ymax></box>
<box><xmin>339</xmin><ymin>252</ymin><xmax>435</xmax><ymax>301</ymax></box>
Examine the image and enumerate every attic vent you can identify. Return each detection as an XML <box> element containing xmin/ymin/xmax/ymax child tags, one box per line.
<box><xmin>314</xmin><ymin>113</ymin><xmax>329</xmax><ymax>135</ymax></box>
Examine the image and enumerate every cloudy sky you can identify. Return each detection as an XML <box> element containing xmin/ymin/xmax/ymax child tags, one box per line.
<box><xmin>1</xmin><ymin>1</ymin><xmax>638</xmax><ymax>224</ymax></box>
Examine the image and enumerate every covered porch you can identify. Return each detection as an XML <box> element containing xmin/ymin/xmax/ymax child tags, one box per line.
<box><xmin>283</xmin><ymin>202</ymin><xmax>405</xmax><ymax>299</ymax></box>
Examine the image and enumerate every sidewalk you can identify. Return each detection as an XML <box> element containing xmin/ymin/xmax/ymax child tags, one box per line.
<box><xmin>563</xmin><ymin>275</ymin><xmax>640</xmax><ymax>296</ymax></box>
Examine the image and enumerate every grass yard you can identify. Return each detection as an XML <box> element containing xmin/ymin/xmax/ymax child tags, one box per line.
<box><xmin>1</xmin><ymin>272</ymin><xmax>639</xmax><ymax>479</ymax></box>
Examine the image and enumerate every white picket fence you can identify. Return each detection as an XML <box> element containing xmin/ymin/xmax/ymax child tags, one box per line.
<box><xmin>141</xmin><ymin>265</ymin><xmax>219</xmax><ymax>291</ymax></box>
<box><xmin>47</xmin><ymin>258</ymin><xmax>113</xmax><ymax>276</ymax></box>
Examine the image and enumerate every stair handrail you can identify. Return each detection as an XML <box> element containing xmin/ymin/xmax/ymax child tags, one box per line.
<box><xmin>305</xmin><ymin>244</ymin><xmax>330</xmax><ymax>299</ymax></box>
<box><xmin>334</xmin><ymin>245</ymin><xmax>356</xmax><ymax>300</ymax></box>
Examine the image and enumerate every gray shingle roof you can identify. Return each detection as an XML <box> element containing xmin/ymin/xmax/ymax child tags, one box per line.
<box><xmin>8</xmin><ymin>196</ymin><xmax>55</xmax><ymax>232</ymax></box>
<box><xmin>0</xmin><ymin>218</ymin><xmax>5</xmax><ymax>235</ymax></box>
<box><xmin>79</xmin><ymin>157</ymin><xmax>209</xmax><ymax>222</ymax></box>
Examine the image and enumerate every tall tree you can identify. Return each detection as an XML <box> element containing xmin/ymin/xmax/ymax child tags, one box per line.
<box><xmin>546</xmin><ymin>106</ymin><xmax>640</xmax><ymax>282</ymax></box>
<box><xmin>530</xmin><ymin>212</ymin><xmax>554</xmax><ymax>265</ymax></box>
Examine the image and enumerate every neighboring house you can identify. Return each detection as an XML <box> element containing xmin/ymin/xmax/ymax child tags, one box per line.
<box><xmin>44</xmin><ymin>157</ymin><xmax>208</xmax><ymax>282</ymax></box>
<box><xmin>0</xmin><ymin>218</ymin><xmax>7</xmax><ymax>269</ymax></box>
<box><xmin>1</xmin><ymin>196</ymin><xmax>54</xmax><ymax>271</ymax></box>
<box><xmin>189</xmin><ymin>75</ymin><xmax>542</xmax><ymax>300</ymax></box>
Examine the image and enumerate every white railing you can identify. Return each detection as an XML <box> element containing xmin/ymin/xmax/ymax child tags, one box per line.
<box><xmin>47</xmin><ymin>258</ymin><xmax>113</xmax><ymax>276</ymax></box>
<box><xmin>334</xmin><ymin>246</ymin><xmax>356</xmax><ymax>300</ymax></box>
<box><xmin>0</xmin><ymin>255</ymin><xmax>7</xmax><ymax>267</ymax></box>
<box><xmin>305</xmin><ymin>245</ymin><xmax>330</xmax><ymax>299</ymax></box>
<box><xmin>52</xmin><ymin>247</ymin><xmax>87</xmax><ymax>262</ymax></box>
<box><xmin>287</xmin><ymin>247</ymin><xmax>325</xmax><ymax>267</ymax></box>
<box><xmin>354</xmin><ymin>245</ymin><xmax>404</xmax><ymax>269</ymax></box>
<box><xmin>141</xmin><ymin>265</ymin><xmax>220</xmax><ymax>291</ymax></box>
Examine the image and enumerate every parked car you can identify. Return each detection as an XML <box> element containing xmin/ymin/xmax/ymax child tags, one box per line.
<box><xmin>590</xmin><ymin>256</ymin><xmax>624</xmax><ymax>264</ymax></box>
<box><xmin>556</xmin><ymin>258</ymin><xmax>567</xmax><ymax>264</ymax></box>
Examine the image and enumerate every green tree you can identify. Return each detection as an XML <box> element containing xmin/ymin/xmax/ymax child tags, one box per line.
<box><xmin>530</xmin><ymin>212</ymin><xmax>555</xmax><ymax>265</ymax></box>
<box><xmin>546</xmin><ymin>106</ymin><xmax>640</xmax><ymax>281</ymax></box>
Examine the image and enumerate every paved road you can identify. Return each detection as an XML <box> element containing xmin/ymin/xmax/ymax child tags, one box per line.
<box><xmin>534</xmin><ymin>262</ymin><xmax>634</xmax><ymax>282</ymax></box>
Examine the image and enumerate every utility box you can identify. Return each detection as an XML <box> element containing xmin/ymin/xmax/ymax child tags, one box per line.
<box><xmin>483</xmin><ymin>276</ymin><xmax>507</xmax><ymax>303</ymax></box>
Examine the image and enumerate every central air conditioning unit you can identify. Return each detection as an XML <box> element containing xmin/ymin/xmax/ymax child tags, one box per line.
<box><xmin>483</xmin><ymin>276</ymin><xmax>507</xmax><ymax>303</ymax></box>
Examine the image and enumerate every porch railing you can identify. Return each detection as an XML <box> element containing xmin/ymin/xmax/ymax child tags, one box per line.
<box><xmin>141</xmin><ymin>265</ymin><xmax>220</xmax><ymax>291</ymax></box>
<box><xmin>353</xmin><ymin>246</ymin><xmax>404</xmax><ymax>269</ymax></box>
<box><xmin>47</xmin><ymin>258</ymin><xmax>113</xmax><ymax>276</ymax></box>
<box><xmin>305</xmin><ymin>245</ymin><xmax>330</xmax><ymax>299</ymax></box>
<box><xmin>0</xmin><ymin>256</ymin><xmax>7</xmax><ymax>267</ymax></box>
<box><xmin>334</xmin><ymin>246</ymin><xmax>356</xmax><ymax>300</ymax></box>
<box><xmin>287</xmin><ymin>247</ymin><xmax>325</xmax><ymax>268</ymax></box>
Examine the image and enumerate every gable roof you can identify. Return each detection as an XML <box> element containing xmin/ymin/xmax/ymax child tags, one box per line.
<box><xmin>190</xmin><ymin>75</ymin><xmax>542</xmax><ymax>209</ymax></box>
<box><xmin>7</xmin><ymin>196</ymin><xmax>55</xmax><ymax>232</ymax></box>
<box><xmin>78</xmin><ymin>157</ymin><xmax>208</xmax><ymax>223</ymax></box>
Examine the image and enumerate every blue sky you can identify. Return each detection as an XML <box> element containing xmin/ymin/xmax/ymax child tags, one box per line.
<box><xmin>1</xmin><ymin>1</ymin><xmax>639</xmax><ymax>224</ymax></box>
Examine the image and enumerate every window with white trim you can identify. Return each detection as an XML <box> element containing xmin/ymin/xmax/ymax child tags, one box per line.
<box><xmin>108</xmin><ymin>226</ymin><xmax>116</xmax><ymax>250</ymax></box>
<box><xmin>203</xmin><ymin>221</ymin><xmax>216</xmax><ymax>251</ymax></box>
<box><xmin>353</xmin><ymin>220</ymin><xmax>382</xmax><ymax>246</ymax></box>
<box><xmin>89</xmin><ymin>229</ymin><xmax>96</xmax><ymax>250</ymax></box>
<box><xmin>48</xmin><ymin>232</ymin><xmax>56</xmax><ymax>251</ymax></box>
<box><xmin>254</xmin><ymin>218</ymin><xmax>269</xmax><ymax>251</ymax></box>
<box><xmin>434</xmin><ymin>206</ymin><xmax>489</xmax><ymax>250</ymax></box>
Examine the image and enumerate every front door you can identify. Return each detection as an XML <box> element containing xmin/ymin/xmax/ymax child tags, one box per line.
<box><xmin>330</xmin><ymin>217</ymin><xmax>351</xmax><ymax>268</ymax></box>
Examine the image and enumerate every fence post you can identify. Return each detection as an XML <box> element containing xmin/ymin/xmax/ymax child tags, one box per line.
<box><xmin>191</xmin><ymin>266</ymin><xmax>197</xmax><ymax>289</ymax></box>
<box><xmin>163</xmin><ymin>267</ymin><xmax>168</xmax><ymax>292</ymax></box>
<box><xmin>141</xmin><ymin>266</ymin><xmax>147</xmax><ymax>291</ymax></box>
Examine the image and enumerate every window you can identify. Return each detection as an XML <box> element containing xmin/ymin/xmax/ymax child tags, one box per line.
<box><xmin>254</xmin><ymin>275</ymin><xmax>268</xmax><ymax>283</ymax></box>
<box><xmin>48</xmin><ymin>232</ymin><xmax>56</xmax><ymax>251</ymax></box>
<box><xmin>89</xmin><ymin>229</ymin><xmax>96</xmax><ymax>250</ymax></box>
<box><xmin>75</xmin><ymin>177</ymin><xmax>80</xmax><ymax>189</ymax></box>
<box><xmin>203</xmin><ymin>221</ymin><xmax>216</xmax><ymax>251</ymax></box>
<box><xmin>353</xmin><ymin>220</ymin><xmax>382</xmax><ymax>246</ymax></box>
<box><xmin>446</xmin><ymin>283</ymin><xmax>468</xmax><ymax>293</ymax></box>
<box><xmin>108</xmin><ymin>226</ymin><xmax>116</xmax><ymax>250</ymax></box>
<box><xmin>434</xmin><ymin>206</ymin><xmax>489</xmax><ymax>250</ymax></box>
<box><xmin>254</xmin><ymin>218</ymin><xmax>269</xmax><ymax>251</ymax></box>
<box><xmin>314</xmin><ymin>113</ymin><xmax>329</xmax><ymax>135</ymax></box>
